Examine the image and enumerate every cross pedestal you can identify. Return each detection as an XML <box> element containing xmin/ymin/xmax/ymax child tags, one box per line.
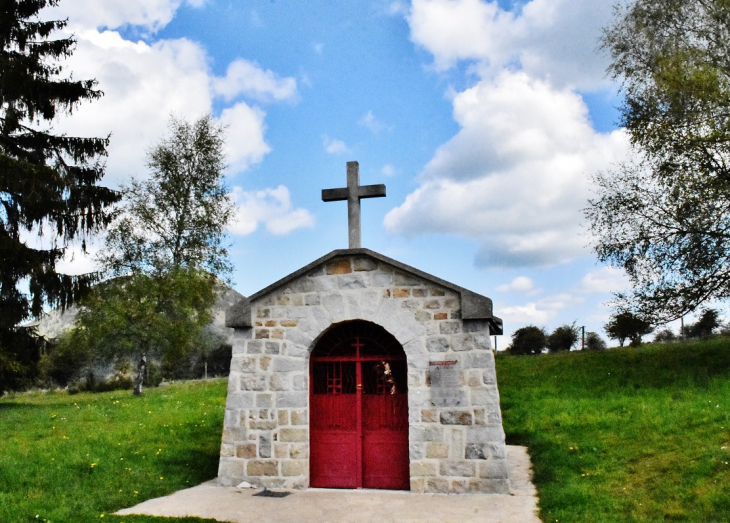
<box><xmin>322</xmin><ymin>161</ymin><xmax>386</xmax><ymax>249</ymax></box>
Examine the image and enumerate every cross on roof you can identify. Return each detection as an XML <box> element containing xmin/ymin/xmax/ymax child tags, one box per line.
<box><xmin>322</xmin><ymin>161</ymin><xmax>386</xmax><ymax>249</ymax></box>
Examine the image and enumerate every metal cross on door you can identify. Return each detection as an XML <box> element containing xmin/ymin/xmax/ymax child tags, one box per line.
<box><xmin>310</xmin><ymin>321</ymin><xmax>410</xmax><ymax>490</ymax></box>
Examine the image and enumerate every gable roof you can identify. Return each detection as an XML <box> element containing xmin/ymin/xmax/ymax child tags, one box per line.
<box><xmin>226</xmin><ymin>248</ymin><xmax>503</xmax><ymax>334</ymax></box>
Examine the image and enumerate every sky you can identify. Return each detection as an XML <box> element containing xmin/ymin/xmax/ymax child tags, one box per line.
<box><xmin>41</xmin><ymin>0</ymin><xmax>692</xmax><ymax>346</ymax></box>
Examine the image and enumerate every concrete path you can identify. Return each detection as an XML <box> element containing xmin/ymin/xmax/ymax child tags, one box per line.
<box><xmin>116</xmin><ymin>446</ymin><xmax>540</xmax><ymax>523</ymax></box>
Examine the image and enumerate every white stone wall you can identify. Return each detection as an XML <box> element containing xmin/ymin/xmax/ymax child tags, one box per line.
<box><xmin>218</xmin><ymin>254</ymin><xmax>509</xmax><ymax>493</ymax></box>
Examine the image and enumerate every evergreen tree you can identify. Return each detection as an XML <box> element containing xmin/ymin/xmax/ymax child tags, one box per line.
<box><xmin>0</xmin><ymin>0</ymin><xmax>119</xmax><ymax>392</ymax></box>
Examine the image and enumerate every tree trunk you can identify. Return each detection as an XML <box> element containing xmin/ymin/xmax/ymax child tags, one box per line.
<box><xmin>133</xmin><ymin>354</ymin><xmax>147</xmax><ymax>396</ymax></box>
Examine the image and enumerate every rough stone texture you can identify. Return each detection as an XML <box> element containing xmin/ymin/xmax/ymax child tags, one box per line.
<box><xmin>218</xmin><ymin>253</ymin><xmax>508</xmax><ymax>493</ymax></box>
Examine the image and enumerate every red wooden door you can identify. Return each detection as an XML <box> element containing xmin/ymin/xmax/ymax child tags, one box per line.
<box><xmin>310</xmin><ymin>321</ymin><xmax>409</xmax><ymax>490</ymax></box>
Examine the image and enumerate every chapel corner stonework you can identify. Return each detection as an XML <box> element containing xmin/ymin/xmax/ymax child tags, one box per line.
<box><xmin>218</xmin><ymin>253</ymin><xmax>509</xmax><ymax>494</ymax></box>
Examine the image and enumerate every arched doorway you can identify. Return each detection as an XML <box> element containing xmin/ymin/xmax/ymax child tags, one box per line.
<box><xmin>309</xmin><ymin>320</ymin><xmax>410</xmax><ymax>490</ymax></box>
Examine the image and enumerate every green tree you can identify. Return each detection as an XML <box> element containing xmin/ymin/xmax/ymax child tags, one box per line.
<box><xmin>508</xmin><ymin>326</ymin><xmax>547</xmax><ymax>356</ymax></box>
<box><xmin>547</xmin><ymin>323</ymin><xmax>579</xmax><ymax>353</ymax></box>
<box><xmin>99</xmin><ymin>114</ymin><xmax>233</xmax><ymax>277</ymax></box>
<box><xmin>66</xmin><ymin>268</ymin><xmax>216</xmax><ymax>393</ymax></box>
<box><xmin>684</xmin><ymin>309</ymin><xmax>721</xmax><ymax>338</ymax></box>
<box><xmin>586</xmin><ymin>0</ymin><xmax>730</xmax><ymax>323</ymax></box>
<box><xmin>584</xmin><ymin>331</ymin><xmax>607</xmax><ymax>351</ymax></box>
<box><xmin>0</xmin><ymin>0</ymin><xmax>119</xmax><ymax>392</ymax></box>
<box><xmin>76</xmin><ymin>114</ymin><xmax>234</xmax><ymax>394</ymax></box>
<box><xmin>605</xmin><ymin>312</ymin><xmax>654</xmax><ymax>347</ymax></box>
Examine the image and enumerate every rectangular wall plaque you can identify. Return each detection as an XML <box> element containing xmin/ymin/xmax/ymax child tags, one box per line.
<box><xmin>429</xmin><ymin>361</ymin><xmax>462</xmax><ymax>406</ymax></box>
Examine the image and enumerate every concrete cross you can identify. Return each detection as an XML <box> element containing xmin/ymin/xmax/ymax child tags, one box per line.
<box><xmin>322</xmin><ymin>161</ymin><xmax>386</xmax><ymax>249</ymax></box>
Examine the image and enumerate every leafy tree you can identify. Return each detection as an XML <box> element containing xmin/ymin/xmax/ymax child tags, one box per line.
<box><xmin>653</xmin><ymin>328</ymin><xmax>677</xmax><ymax>343</ymax></box>
<box><xmin>547</xmin><ymin>323</ymin><xmax>579</xmax><ymax>353</ymax></box>
<box><xmin>98</xmin><ymin>114</ymin><xmax>233</xmax><ymax>277</ymax></box>
<box><xmin>605</xmin><ymin>312</ymin><xmax>654</xmax><ymax>347</ymax></box>
<box><xmin>584</xmin><ymin>331</ymin><xmax>607</xmax><ymax>351</ymax></box>
<box><xmin>67</xmin><ymin>268</ymin><xmax>217</xmax><ymax>393</ymax></box>
<box><xmin>684</xmin><ymin>309</ymin><xmax>721</xmax><ymax>338</ymax></box>
<box><xmin>77</xmin><ymin>114</ymin><xmax>234</xmax><ymax>394</ymax></box>
<box><xmin>586</xmin><ymin>0</ymin><xmax>730</xmax><ymax>323</ymax></box>
<box><xmin>508</xmin><ymin>325</ymin><xmax>547</xmax><ymax>355</ymax></box>
<box><xmin>0</xmin><ymin>0</ymin><xmax>119</xmax><ymax>392</ymax></box>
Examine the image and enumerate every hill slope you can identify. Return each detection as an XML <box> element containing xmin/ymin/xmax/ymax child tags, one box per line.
<box><xmin>497</xmin><ymin>339</ymin><xmax>730</xmax><ymax>522</ymax></box>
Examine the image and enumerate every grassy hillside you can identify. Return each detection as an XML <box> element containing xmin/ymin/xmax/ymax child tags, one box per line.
<box><xmin>497</xmin><ymin>339</ymin><xmax>730</xmax><ymax>522</ymax></box>
<box><xmin>0</xmin><ymin>380</ymin><xmax>228</xmax><ymax>523</ymax></box>
<box><xmin>1</xmin><ymin>341</ymin><xmax>729</xmax><ymax>522</ymax></box>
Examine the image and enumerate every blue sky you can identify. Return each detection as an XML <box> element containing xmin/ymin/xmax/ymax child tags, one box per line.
<box><xmin>44</xmin><ymin>0</ymin><xmax>686</xmax><ymax>345</ymax></box>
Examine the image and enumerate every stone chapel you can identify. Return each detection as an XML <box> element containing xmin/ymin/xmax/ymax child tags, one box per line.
<box><xmin>218</xmin><ymin>162</ymin><xmax>508</xmax><ymax>494</ymax></box>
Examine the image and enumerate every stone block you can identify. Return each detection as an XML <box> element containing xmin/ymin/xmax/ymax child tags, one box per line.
<box><xmin>255</xmin><ymin>329</ymin><xmax>269</xmax><ymax>339</ymax></box>
<box><xmin>292</xmin><ymin>374</ymin><xmax>308</xmax><ymax>391</ymax></box>
<box><xmin>412</xmin><ymin>288</ymin><xmax>427</xmax><ymax>297</ymax></box>
<box><xmin>439</xmin><ymin>460</ymin><xmax>476</xmax><ymax>478</ymax></box>
<box><xmin>474</xmin><ymin>409</ymin><xmax>485</xmax><ymax>425</ymax></box>
<box><xmin>465</xmin><ymin>426</ymin><xmax>504</xmax><ymax>443</ymax></box>
<box><xmin>259</xmin><ymin>356</ymin><xmax>271</xmax><ymax>371</ymax></box>
<box><xmin>247</xmin><ymin>341</ymin><xmax>263</xmax><ymax>354</ymax></box>
<box><xmin>440</xmin><ymin>410</ymin><xmax>473</xmax><ymax>425</ymax></box>
<box><xmin>463</xmin><ymin>352</ymin><xmax>492</xmax><ymax>369</ymax></box>
<box><xmin>410</xmin><ymin>461</ymin><xmax>437</xmax><ymax>476</ymax></box>
<box><xmin>278</xmin><ymin>410</ymin><xmax>288</xmax><ymax>425</ymax></box>
<box><xmin>230</xmin><ymin>357</ymin><xmax>256</xmax><ymax>373</ymax></box>
<box><xmin>425</xmin><ymin>478</ymin><xmax>450</xmax><ymax>493</ymax></box>
<box><xmin>439</xmin><ymin>321</ymin><xmax>461</xmax><ymax>334</ymax></box>
<box><xmin>291</xmin><ymin>409</ymin><xmax>307</xmax><ymax>425</ymax></box>
<box><xmin>279</xmin><ymin>428</ymin><xmax>307</xmax><ymax>442</ymax></box>
<box><xmin>285</xmin><ymin>306</ymin><xmax>309</xmax><ymax>319</ymax></box>
<box><xmin>276</xmin><ymin>392</ymin><xmax>307</xmax><ymax>408</ymax></box>
<box><xmin>321</xmin><ymin>293</ymin><xmax>346</xmax><ymax>320</ymax></box>
<box><xmin>290</xmin><ymin>444</ymin><xmax>309</xmax><ymax>459</ymax></box>
<box><xmin>415</xmin><ymin>310</ymin><xmax>432</xmax><ymax>322</ymax></box>
<box><xmin>265</xmin><ymin>320</ymin><xmax>277</xmax><ymax>327</ymax></box>
<box><xmin>284</xmin><ymin>329</ymin><xmax>313</xmax><ymax>349</ymax></box>
<box><xmin>421</xmin><ymin>409</ymin><xmax>437</xmax><ymax>423</ymax></box>
<box><xmin>265</xmin><ymin>342</ymin><xmax>281</xmax><ymax>354</ymax></box>
<box><xmin>469</xmin><ymin>479</ymin><xmax>510</xmax><ymax>494</ymax></box>
<box><xmin>425</xmin><ymin>442</ymin><xmax>450</xmax><ymax>459</ymax></box>
<box><xmin>482</xmin><ymin>370</ymin><xmax>497</xmax><ymax>384</ymax></box>
<box><xmin>429</xmin><ymin>287</ymin><xmax>445</xmax><ymax>296</ymax></box>
<box><xmin>257</xmin><ymin>308</ymin><xmax>270</xmax><ymax>318</ymax></box>
<box><xmin>426</xmin><ymin>338</ymin><xmax>450</xmax><ymax>355</ymax></box>
<box><xmin>305</xmin><ymin>294</ymin><xmax>321</xmax><ymax>306</ymax></box>
<box><xmin>423</xmin><ymin>299</ymin><xmax>440</xmax><ymax>310</ymax></box>
<box><xmin>269</xmin><ymin>374</ymin><xmax>290</xmax><ymax>391</ymax></box>
<box><xmin>353</xmin><ymin>256</ymin><xmax>377</xmax><ymax>271</ymax></box>
<box><xmin>240</xmin><ymin>375</ymin><xmax>266</xmax><ymax>392</ymax></box>
<box><xmin>395</xmin><ymin>272</ymin><xmax>420</xmax><ymax>286</ymax></box>
<box><xmin>274</xmin><ymin>443</ymin><xmax>289</xmax><ymax>458</ymax></box>
<box><xmin>471</xmin><ymin>387</ymin><xmax>500</xmax><ymax>407</ymax></box>
<box><xmin>227</xmin><ymin>393</ymin><xmax>254</xmax><ymax>409</ymax></box>
<box><xmin>409</xmin><ymin>442</ymin><xmax>424</xmax><ymax>460</ymax></box>
<box><xmin>464</xmin><ymin>444</ymin><xmax>487</xmax><ymax>460</ymax></box>
<box><xmin>218</xmin><ymin>458</ymin><xmax>244</xmax><ymax>480</ymax></box>
<box><xmin>273</xmin><ymin>357</ymin><xmax>307</xmax><ymax>373</ymax></box>
<box><xmin>401</xmin><ymin>299</ymin><xmax>420</xmax><ymax>310</ymax></box>
<box><xmin>250</xmin><ymin>420</ymin><xmax>277</xmax><ymax>431</ymax></box>
<box><xmin>247</xmin><ymin>460</ymin><xmax>278</xmax><ymax>476</ymax></box>
<box><xmin>434</xmin><ymin>312</ymin><xmax>448</xmax><ymax>320</ymax></box>
<box><xmin>393</xmin><ymin>288</ymin><xmax>410</xmax><ymax>298</ymax></box>
<box><xmin>410</xmin><ymin>478</ymin><xmax>426</xmax><ymax>493</ymax></box>
<box><xmin>220</xmin><ymin>443</ymin><xmax>234</xmax><ymax>457</ymax></box>
<box><xmin>339</xmin><ymin>274</ymin><xmax>366</xmax><ymax>289</ymax></box>
<box><xmin>450</xmin><ymin>479</ymin><xmax>469</xmax><ymax>493</ymax></box>
<box><xmin>282</xmin><ymin>460</ymin><xmax>306</xmax><ymax>476</ymax></box>
<box><xmin>489</xmin><ymin>443</ymin><xmax>507</xmax><ymax>459</ymax></box>
<box><xmin>410</xmin><ymin>426</ymin><xmax>444</xmax><ymax>442</ymax></box>
<box><xmin>313</xmin><ymin>277</ymin><xmax>337</xmax><ymax>292</ymax></box>
<box><xmin>259</xmin><ymin>435</ymin><xmax>271</xmax><ymax>458</ymax></box>
<box><xmin>235</xmin><ymin>443</ymin><xmax>257</xmax><ymax>459</ymax></box>
<box><xmin>479</xmin><ymin>459</ymin><xmax>509</xmax><ymax>479</ymax></box>
<box><xmin>326</xmin><ymin>259</ymin><xmax>352</xmax><ymax>274</ymax></box>
<box><xmin>271</xmin><ymin>329</ymin><xmax>284</xmax><ymax>339</ymax></box>
<box><xmin>371</xmin><ymin>272</ymin><xmax>393</xmax><ymax>286</ymax></box>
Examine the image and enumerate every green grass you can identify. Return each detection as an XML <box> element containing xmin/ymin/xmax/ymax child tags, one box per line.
<box><xmin>497</xmin><ymin>339</ymin><xmax>730</xmax><ymax>522</ymax></box>
<box><xmin>0</xmin><ymin>379</ymin><xmax>229</xmax><ymax>523</ymax></box>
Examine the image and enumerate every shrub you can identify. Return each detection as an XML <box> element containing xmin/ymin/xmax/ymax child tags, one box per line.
<box><xmin>547</xmin><ymin>323</ymin><xmax>579</xmax><ymax>353</ymax></box>
<box><xmin>585</xmin><ymin>331</ymin><xmax>607</xmax><ymax>351</ymax></box>
<box><xmin>654</xmin><ymin>328</ymin><xmax>677</xmax><ymax>343</ymax></box>
<box><xmin>508</xmin><ymin>326</ymin><xmax>547</xmax><ymax>355</ymax></box>
<box><xmin>684</xmin><ymin>309</ymin><xmax>721</xmax><ymax>338</ymax></box>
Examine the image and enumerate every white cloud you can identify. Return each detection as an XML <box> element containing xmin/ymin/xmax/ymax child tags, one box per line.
<box><xmin>497</xmin><ymin>276</ymin><xmax>534</xmax><ymax>293</ymax></box>
<box><xmin>313</xmin><ymin>43</ymin><xmax>324</xmax><ymax>55</ymax></box>
<box><xmin>408</xmin><ymin>0</ymin><xmax>614</xmax><ymax>90</ymax></box>
<box><xmin>576</xmin><ymin>266</ymin><xmax>630</xmax><ymax>294</ymax></box>
<box><xmin>229</xmin><ymin>186</ymin><xmax>315</xmax><ymax>236</ymax></box>
<box><xmin>323</xmin><ymin>135</ymin><xmax>350</xmax><ymax>155</ymax></box>
<box><xmin>213</xmin><ymin>59</ymin><xmax>298</xmax><ymax>103</ymax></box>
<box><xmin>359</xmin><ymin>110</ymin><xmax>394</xmax><ymax>134</ymax></box>
<box><xmin>384</xmin><ymin>71</ymin><xmax>628</xmax><ymax>268</ymax></box>
<box><xmin>51</xmin><ymin>29</ymin><xmax>279</xmax><ymax>184</ymax></box>
<box><xmin>381</xmin><ymin>164</ymin><xmax>397</xmax><ymax>177</ymax></box>
<box><xmin>52</xmin><ymin>0</ymin><xmax>204</xmax><ymax>33</ymax></box>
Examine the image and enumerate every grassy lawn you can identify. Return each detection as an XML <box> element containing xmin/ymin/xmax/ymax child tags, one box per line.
<box><xmin>2</xmin><ymin>341</ymin><xmax>729</xmax><ymax>522</ymax></box>
<box><xmin>497</xmin><ymin>339</ymin><xmax>730</xmax><ymax>522</ymax></box>
<box><xmin>0</xmin><ymin>379</ymin><xmax>228</xmax><ymax>523</ymax></box>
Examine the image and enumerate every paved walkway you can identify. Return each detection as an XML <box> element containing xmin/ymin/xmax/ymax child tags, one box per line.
<box><xmin>116</xmin><ymin>446</ymin><xmax>540</xmax><ymax>523</ymax></box>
